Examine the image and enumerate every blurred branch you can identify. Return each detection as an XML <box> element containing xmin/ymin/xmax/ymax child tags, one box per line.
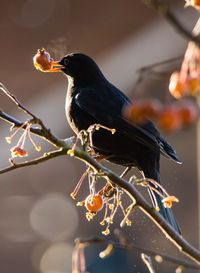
<box><xmin>142</xmin><ymin>0</ymin><xmax>200</xmax><ymax>46</ymax></box>
<box><xmin>0</xmin><ymin>83</ymin><xmax>37</xmax><ymax>118</ymax></box>
<box><xmin>75</xmin><ymin>236</ymin><xmax>199</xmax><ymax>270</ymax></box>
<box><xmin>0</xmin><ymin>108</ymin><xmax>200</xmax><ymax>266</ymax></box>
<box><xmin>137</xmin><ymin>56</ymin><xmax>182</xmax><ymax>76</ymax></box>
<box><xmin>141</xmin><ymin>253</ymin><xmax>156</xmax><ymax>273</ymax></box>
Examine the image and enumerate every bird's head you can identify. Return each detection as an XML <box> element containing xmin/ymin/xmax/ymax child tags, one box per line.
<box><xmin>49</xmin><ymin>53</ymin><xmax>105</xmax><ymax>84</ymax></box>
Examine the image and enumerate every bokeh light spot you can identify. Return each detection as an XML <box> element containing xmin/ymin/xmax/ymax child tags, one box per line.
<box><xmin>40</xmin><ymin>243</ymin><xmax>73</xmax><ymax>273</ymax></box>
<box><xmin>30</xmin><ymin>193</ymin><xmax>78</xmax><ymax>241</ymax></box>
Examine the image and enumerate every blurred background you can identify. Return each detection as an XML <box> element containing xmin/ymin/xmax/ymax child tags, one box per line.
<box><xmin>0</xmin><ymin>0</ymin><xmax>199</xmax><ymax>272</ymax></box>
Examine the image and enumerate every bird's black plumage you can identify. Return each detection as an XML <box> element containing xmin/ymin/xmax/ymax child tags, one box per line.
<box><xmin>58</xmin><ymin>53</ymin><xmax>181</xmax><ymax>233</ymax></box>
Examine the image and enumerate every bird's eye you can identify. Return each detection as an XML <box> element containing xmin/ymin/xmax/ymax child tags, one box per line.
<box><xmin>64</xmin><ymin>58</ymin><xmax>69</xmax><ymax>66</ymax></box>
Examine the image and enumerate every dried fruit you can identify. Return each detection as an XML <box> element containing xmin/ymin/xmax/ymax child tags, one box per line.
<box><xmin>85</xmin><ymin>194</ymin><xmax>104</xmax><ymax>213</ymax></box>
<box><xmin>10</xmin><ymin>146</ymin><xmax>28</xmax><ymax>158</ymax></box>
<box><xmin>33</xmin><ymin>48</ymin><xmax>53</xmax><ymax>71</ymax></box>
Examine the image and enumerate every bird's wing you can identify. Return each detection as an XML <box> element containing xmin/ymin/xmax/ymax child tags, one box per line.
<box><xmin>75</xmin><ymin>88</ymin><xmax>159</xmax><ymax>152</ymax></box>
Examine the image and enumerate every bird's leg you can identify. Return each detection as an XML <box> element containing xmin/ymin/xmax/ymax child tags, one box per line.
<box><xmin>68</xmin><ymin>130</ymin><xmax>88</xmax><ymax>156</ymax></box>
<box><xmin>79</xmin><ymin>130</ymin><xmax>90</xmax><ymax>149</ymax></box>
<box><xmin>87</xmin><ymin>123</ymin><xmax>116</xmax><ymax>135</ymax></box>
<box><xmin>86</xmin><ymin>123</ymin><xmax>116</xmax><ymax>150</ymax></box>
<box><xmin>71</xmin><ymin>124</ymin><xmax>116</xmax><ymax>157</ymax></box>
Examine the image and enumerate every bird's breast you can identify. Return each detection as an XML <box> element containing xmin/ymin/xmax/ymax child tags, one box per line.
<box><xmin>65</xmin><ymin>91</ymin><xmax>79</xmax><ymax>134</ymax></box>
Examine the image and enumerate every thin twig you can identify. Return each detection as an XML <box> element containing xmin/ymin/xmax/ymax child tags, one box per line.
<box><xmin>137</xmin><ymin>56</ymin><xmax>182</xmax><ymax>74</ymax></box>
<box><xmin>0</xmin><ymin>83</ymin><xmax>37</xmax><ymax>119</ymax></box>
<box><xmin>0</xmin><ymin>149</ymin><xmax>67</xmax><ymax>175</ymax></box>
<box><xmin>0</xmin><ymin>109</ymin><xmax>67</xmax><ymax>148</ymax></box>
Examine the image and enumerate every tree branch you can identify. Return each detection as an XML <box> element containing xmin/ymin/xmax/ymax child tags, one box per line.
<box><xmin>0</xmin><ymin>109</ymin><xmax>200</xmax><ymax>266</ymax></box>
<box><xmin>142</xmin><ymin>0</ymin><xmax>200</xmax><ymax>46</ymax></box>
<box><xmin>75</xmin><ymin>236</ymin><xmax>199</xmax><ymax>270</ymax></box>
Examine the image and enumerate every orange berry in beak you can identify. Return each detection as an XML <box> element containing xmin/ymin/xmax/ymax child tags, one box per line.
<box><xmin>33</xmin><ymin>48</ymin><xmax>53</xmax><ymax>72</ymax></box>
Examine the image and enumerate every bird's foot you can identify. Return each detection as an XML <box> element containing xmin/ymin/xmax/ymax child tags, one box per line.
<box><xmin>86</xmin><ymin>123</ymin><xmax>116</xmax><ymax>152</ymax></box>
<box><xmin>87</xmin><ymin>123</ymin><xmax>116</xmax><ymax>135</ymax></box>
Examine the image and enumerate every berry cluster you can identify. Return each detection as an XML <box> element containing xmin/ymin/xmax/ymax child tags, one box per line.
<box><xmin>169</xmin><ymin>42</ymin><xmax>200</xmax><ymax>99</ymax></box>
<box><xmin>123</xmin><ymin>99</ymin><xmax>199</xmax><ymax>133</ymax></box>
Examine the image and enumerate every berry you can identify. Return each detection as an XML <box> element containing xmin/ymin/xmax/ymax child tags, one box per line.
<box><xmin>33</xmin><ymin>48</ymin><xmax>53</xmax><ymax>72</ymax></box>
<box><xmin>85</xmin><ymin>194</ymin><xmax>104</xmax><ymax>213</ymax></box>
<box><xmin>169</xmin><ymin>72</ymin><xmax>188</xmax><ymax>99</ymax></box>
<box><xmin>178</xmin><ymin>100</ymin><xmax>199</xmax><ymax>127</ymax></box>
<box><xmin>158</xmin><ymin>106</ymin><xmax>181</xmax><ymax>133</ymax></box>
<box><xmin>123</xmin><ymin>99</ymin><xmax>162</xmax><ymax>124</ymax></box>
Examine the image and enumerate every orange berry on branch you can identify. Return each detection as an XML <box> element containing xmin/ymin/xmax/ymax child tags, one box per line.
<box><xmin>85</xmin><ymin>194</ymin><xmax>104</xmax><ymax>213</ymax></box>
<box><xmin>194</xmin><ymin>0</ymin><xmax>200</xmax><ymax>5</ymax></box>
<box><xmin>185</xmin><ymin>0</ymin><xmax>200</xmax><ymax>8</ymax></box>
<box><xmin>169</xmin><ymin>71</ymin><xmax>188</xmax><ymax>99</ymax></box>
<box><xmin>158</xmin><ymin>106</ymin><xmax>182</xmax><ymax>133</ymax></box>
<box><xmin>177</xmin><ymin>100</ymin><xmax>199</xmax><ymax>127</ymax></box>
<box><xmin>10</xmin><ymin>146</ymin><xmax>28</xmax><ymax>158</ymax></box>
<box><xmin>187</xmin><ymin>77</ymin><xmax>200</xmax><ymax>96</ymax></box>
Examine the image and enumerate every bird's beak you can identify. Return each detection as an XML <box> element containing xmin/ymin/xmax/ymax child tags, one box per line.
<box><xmin>46</xmin><ymin>61</ymin><xmax>64</xmax><ymax>72</ymax></box>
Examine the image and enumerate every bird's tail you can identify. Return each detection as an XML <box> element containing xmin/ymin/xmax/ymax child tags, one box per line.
<box><xmin>144</xmin><ymin>168</ymin><xmax>181</xmax><ymax>234</ymax></box>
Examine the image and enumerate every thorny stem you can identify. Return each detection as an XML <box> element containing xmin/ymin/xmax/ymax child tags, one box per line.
<box><xmin>0</xmin><ymin>110</ymin><xmax>200</xmax><ymax>266</ymax></box>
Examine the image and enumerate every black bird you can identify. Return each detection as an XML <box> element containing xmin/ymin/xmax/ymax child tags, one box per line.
<box><xmin>49</xmin><ymin>53</ymin><xmax>181</xmax><ymax>233</ymax></box>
